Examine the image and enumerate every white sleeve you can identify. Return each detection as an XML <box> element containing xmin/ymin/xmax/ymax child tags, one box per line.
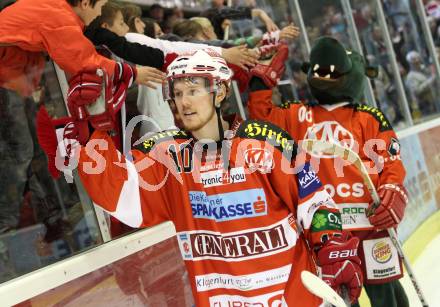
<box><xmin>125</xmin><ymin>33</ymin><xmax>223</xmax><ymax>57</ymax></box>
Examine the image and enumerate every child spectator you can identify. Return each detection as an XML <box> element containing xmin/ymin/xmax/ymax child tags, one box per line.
<box><xmin>122</xmin><ymin>3</ymin><xmax>147</xmax><ymax>35</ymax></box>
<box><xmin>143</xmin><ymin>18</ymin><xmax>164</xmax><ymax>38</ymax></box>
<box><xmin>85</xmin><ymin>1</ymin><xmax>165</xmax><ymax>70</ymax></box>
<box><xmin>0</xmin><ymin>0</ymin><xmax>165</xmax><ymax>93</ymax></box>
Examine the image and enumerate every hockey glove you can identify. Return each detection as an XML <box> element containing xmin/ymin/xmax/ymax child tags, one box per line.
<box><xmin>112</xmin><ymin>62</ymin><xmax>137</xmax><ymax>111</ymax></box>
<box><xmin>317</xmin><ymin>235</ymin><xmax>363</xmax><ymax>303</ymax></box>
<box><xmin>250</xmin><ymin>43</ymin><xmax>289</xmax><ymax>88</ymax></box>
<box><xmin>36</xmin><ymin>106</ymin><xmax>75</xmax><ymax>178</ymax></box>
<box><xmin>367</xmin><ymin>183</ymin><xmax>408</xmax><ymax>229</ymax></box>
<box><xmin>67</xmin><ymin>68</ymin><xmax>105</xmax><ymax>144</ymax></box>
<box><xmin>67</xmin><ymin>63</ymin><xmax>136</xmax><ymax>144</ymax></box>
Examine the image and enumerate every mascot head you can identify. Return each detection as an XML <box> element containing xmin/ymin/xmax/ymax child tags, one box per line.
<box><xmin>302</xmin><ymin>36</ymin><xmax>378</xmax><ymax>104</ymax></box>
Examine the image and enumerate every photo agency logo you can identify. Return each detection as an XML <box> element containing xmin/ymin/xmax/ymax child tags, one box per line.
<box><xmin>58</xmin><ymin>115</ymin><xmax>390</xmax><ymax>189</ymax></box>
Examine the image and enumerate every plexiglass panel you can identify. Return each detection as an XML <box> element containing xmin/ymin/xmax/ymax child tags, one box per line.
<box><xmin>381</xmin><ymin>0</ymin><xmax>440</xmax><ymax>123</ymax></box>
<box><xmin>0</xmin><ymin>48</ymin><xmax>102</xmax><ymax>284</ymax></box>
<box><xmin>14</xmin><ymin>237</ymin><xmax>193</xmax><ymax>307</ymax></box>
<box><xmin>351</xmin><ymin>0</ymin><xmax>411</xmax><ymax>129</ymax></box>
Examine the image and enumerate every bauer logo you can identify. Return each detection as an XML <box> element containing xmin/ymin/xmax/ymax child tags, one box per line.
<box><xmin>200</xmin><ymin>167</ymin><xmax>246</xmax><ymax>187</ymax></box>
<box><xmin>190</xmin><ymin>189</ymin><xmax>267</xmax><ymax>222</ymax></box>
<box><xmin>297</xmin><ymin>162</ymin><xmax>322</xmax><ymax>198</ymax></box>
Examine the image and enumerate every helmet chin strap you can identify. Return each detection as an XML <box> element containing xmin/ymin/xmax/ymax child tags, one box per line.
<box><xmin>213</xmin><ymin>91</ymin><xmax>231</xmax><ymax>172</ymax></box>
<box><xmin>213</xmin><ymin>91</ymin><xmax>224</xmax><ymax>142</ymax></box>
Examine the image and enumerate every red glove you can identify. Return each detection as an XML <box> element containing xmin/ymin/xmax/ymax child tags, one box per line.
<box><xmin>112</xmin><ymin>62</ymin><xmax>137</xmax><ymax>111</ymax></box>
<box><xmin>368</xmin><ymin>184</ymin><xmax>408</xmax><ymax>229</ymax></box>
<box><xmin>67</xmin><ymin>68</ymin><xmax>105</xmax><ymax>144</ymax></box>
<box><xmin>317</xmin><ymin>236</ymin><xmax>363</xmax><ymax>303</ymax></box>
<box><xmin>66</xmin><ymin>63</ymin><xmax>136</xmax><ymax>144</ymax></box>
<box><xmin>36</xmin><ymin>106</ymin><xmax>74</xmax><ymax>178</ymax></box>
<box><xmin>250</xmin><ymin>43</ymin><xmax>289</xmax><ymax>88</ymax></box>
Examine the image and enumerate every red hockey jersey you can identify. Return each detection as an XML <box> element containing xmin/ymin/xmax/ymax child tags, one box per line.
<box><xmin>77</xmin><ymin>118</ymin><xmax>343</xmax><ymax>306</ymax></box>
<box><xmin>248</xmin><ymin>90</ymin><xmax>407</xmax><ymax>283</ymax></box>
<box><xmin>248</xmin><ymin>90</ymin><xmax>405</xmax><ymax>231</ymax></box>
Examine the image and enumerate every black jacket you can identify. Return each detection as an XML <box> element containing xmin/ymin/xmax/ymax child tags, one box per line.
<box><xmin>85</xmin><ymin>26</ymin><xmax>164</xmax><ymax>69</ymax></box>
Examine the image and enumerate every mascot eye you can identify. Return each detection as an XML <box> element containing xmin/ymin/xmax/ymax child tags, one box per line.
<box><xmin>346</xmin><ymin>50</ymin><xmax>353</xmax><ymax>55</ymax></box>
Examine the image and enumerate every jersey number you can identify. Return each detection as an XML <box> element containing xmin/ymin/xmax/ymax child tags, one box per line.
<box><xmin>169</xmin><ymin>143</ymin><xmax>194</xmax><ymax>173</ymax></box>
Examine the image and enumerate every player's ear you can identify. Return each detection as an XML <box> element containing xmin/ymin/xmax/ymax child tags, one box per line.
<box><xmin>301</xmin><ymin>62</ymin><xmax>311</xmax><ymax>74</ymax></box>
<box><xmin>101</xmin><ymin>22</ymin><xmax>110</xmax><ymax>30</ymax></box>
<box><xmin>215</xmin><ymin>83</ymin><xmax>227</xmax><ymax>107</ymax></box>
<box><xmin>365</xmin><ymin>65</ymin><xmax>379</xmax><ymax>79</ymax></box>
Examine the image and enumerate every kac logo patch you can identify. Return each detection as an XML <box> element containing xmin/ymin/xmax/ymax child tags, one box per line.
<box><xmin>190</xmin><ymin>189</ymin><xmax>267</xmax><ymax>222</ymax></box>
<box><xmin>297</xmin><ymin>162</ymin><xmax>322</xmax><ymax>198</ymax></box>
<box><xmin>244</xmin><ymin>149</ymin><xmax>274</xmax><ymax>173</ymax></box>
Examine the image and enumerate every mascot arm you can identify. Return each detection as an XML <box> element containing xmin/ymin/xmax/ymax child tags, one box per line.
<box><xmin>248</xmin><ymin>77</ymin><xmax>293</xmax><ymax>132</ymax></box>
<box><xmin>361</xmin><ymin>110</ymin><xmax>406</xmax><ymax>186</ymax></box>
<box><xmin>364</xmin><ymin>112</ymin><xmax>408</xmax><ymax>229</ymax></box>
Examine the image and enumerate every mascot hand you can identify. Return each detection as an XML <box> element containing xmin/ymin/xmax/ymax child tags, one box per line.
<box><xmin>250</xmin><ymin>43</ymin><xmax>289</xmax><ymax>88</ymax></box>
<box><xmin>368</xmin><ymin>184</ymin><xmax>408</xmax><ymax>229</ymax></box>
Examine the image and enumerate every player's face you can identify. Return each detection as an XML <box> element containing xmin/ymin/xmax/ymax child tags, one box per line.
<box><xmin>172</xmin><ymin>77</ymin><xmax>216</xmax><ymax>132</ymax></box>
<box><xmin>82</xmin><ymin>0</ymin><xmax>108</xmax><ymax>26</ymax></box>
<box><xmin>104</xmin><ymin>11</ymin><xmax>129</xmax><ymax>37</ymax></box>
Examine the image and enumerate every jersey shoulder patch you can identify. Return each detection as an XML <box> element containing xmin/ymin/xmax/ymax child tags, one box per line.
<box><xmin>134</xmin><ymin>129</ymin><xmax>191</xmax><ymax>154</ymax></box>
<box><xmin>236</xmin><ymin>119</ymin><xmax>297</xmax><ymax>159</ymax></box>
<box><xmin>354</xmin><ymin>103</ymin><xmax>392</xmax><ymax>131</ymax></box>
<box><xmin>279</xmin><ymin>100</ymin><xmax>303</xmax><ymax>109</ymax></box>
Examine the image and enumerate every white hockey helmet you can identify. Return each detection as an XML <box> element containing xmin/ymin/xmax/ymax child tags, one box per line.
<box><xmin>163</xmin><ymin>49</ymin><xmax>232</xmax><ymax>102</ymax></box>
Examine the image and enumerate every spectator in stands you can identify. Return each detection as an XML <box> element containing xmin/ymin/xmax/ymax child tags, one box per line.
<box><xmin>405</xmin><ymin>50</ymin><xmax>437</xmax><ymax>116</ymax></box>
<box><xmin>191</xmin><ymin>17</ymin><xmax>218</xmax><ymax>40</ymax></box>
<box><xmin>427</xmin><ymin>16</ymin><xmax>440</xmax><ymax>47</ymax></box>
<box><xmin>149</xmin><ymin>3</ymin><xmax>165</xmax><ymax>24</ymax></box>
<box><xmin>190</xmin><ymin>17</ymin><xmax>300</xmax><ymax>50</ymax></box>
<box><xmin>119</xmin><ymin>2</ymin><xmax>258</xmax><ymax>70</ymax></box>
<box><xmin>161</xmin><ymin>7</ymin><xmax>184</xmax><ymax>34</ymax></box>
<box><xmin>172</xmin><ymin>20</ymin><xmax>205</xmax><ymax>41</ymax></box>
<box><xmin>383</xmin><ymin>0</ymin><xmax>409</xmax><ymax>29</ymax></box>
<box><xmin>424</xmin><ymin>0</ymin><xmax>440</xmax><ymax>21</ymax></box>
<box><xmin>0</xmin><ymin>0</ymin><xmax>164</xmax><ymax>91</ymax></box>
<box><xmin>211</xmin><ymin>0</ymin><xmax>226</xmax><ymax>9</ymax></box>
<box><xmin>122</xmin><ymin>3</ymin><xmax>146</xmax><ymax>35</ymax></box>
<box><xmin>201</xmin><ymin>7</ymin><xmax>278</xmax><ymax>39</ymax></box>
<box><xmin>143</xmin><ymin>18</ymin><xmax>164</xmax><ymax>38</ymax></box>
<box><xmin>85</xmin><ymin>2</ymin><xmax>165</xmax><ymax>74</ymax></box>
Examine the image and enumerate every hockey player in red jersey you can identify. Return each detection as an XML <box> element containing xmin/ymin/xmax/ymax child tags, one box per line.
<box><xmin>68</xmin><ymin>49</ymin><xmax>363</xmax><ymax>306</ymax></box>
<box><xmin>247</xmin><ymin>37</ymin><xmax>409</xmax><ymax>307</ymax></box>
